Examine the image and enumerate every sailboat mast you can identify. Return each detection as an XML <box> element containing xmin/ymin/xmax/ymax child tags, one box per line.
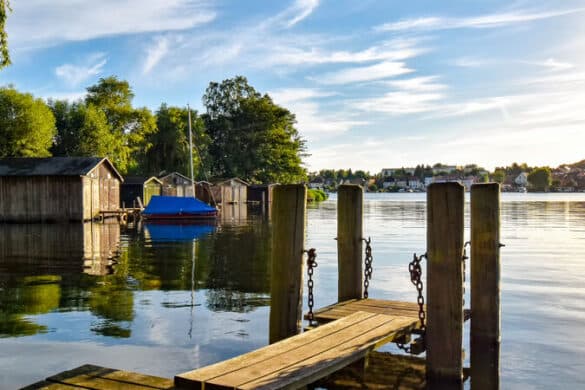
<box><xmin>188</xmin><ymin>104</ymin><xmax>195</xmax><ymax>196</ymax></box>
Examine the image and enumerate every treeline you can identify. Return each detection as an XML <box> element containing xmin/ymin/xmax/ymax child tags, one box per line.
<box><xmin>0</xmin><ymin>75</ymin><xmax>307</xmax><ymax>184</ymax></box>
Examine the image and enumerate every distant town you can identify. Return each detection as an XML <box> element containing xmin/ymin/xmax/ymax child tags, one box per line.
<box><xmin>308</xmin><ymin>160</ymin><xmax>585</xmax><ymax>193</ymax></box>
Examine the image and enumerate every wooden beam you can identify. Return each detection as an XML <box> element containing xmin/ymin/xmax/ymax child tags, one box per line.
<box><xmin>269</xmin><ymin>184</ymin><xmax>307</xmax><ymax>344</ymax></box>
<box><xmin>471</xmin><ymin>183</ymin><xmax>501</xmax><ymax>390</ymax></box>
<box><xmin>337</xmin><ymin>184</ymin><xmax>364</xmax><ymax>301</ymax></box>
<box><xmin>426</xmin><ymin>182</ymin><xmax>464</xmax><ymax>382</ymax></box>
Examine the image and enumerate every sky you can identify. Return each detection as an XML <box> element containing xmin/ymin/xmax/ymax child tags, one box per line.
<box><xmin>2</xmin><ymin>0</ymin><xmax>585</xmax><ymax>173</ymax></box>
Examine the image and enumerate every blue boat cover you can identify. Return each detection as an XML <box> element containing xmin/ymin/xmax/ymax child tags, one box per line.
<box><xmin>143</xmin><ymin>196</ymin><xmax>217</xmax><ymax>215</ymax></box>
<box><xmin>145</xmin><ymin>223</ymin><xmax>216</xmax><ymax>242</ymax></box>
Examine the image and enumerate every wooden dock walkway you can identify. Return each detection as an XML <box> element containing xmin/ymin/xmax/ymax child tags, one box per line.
<box><xmin>307</xmin><ymin>298</ymin><xmax>471</xmax><ymax>332</ymax></box>
<box><xmin>175</xmin><ymin>311</ymin><xmax>418</xmax><ymax>389</ymax></box>
<box><xmin>22</xmin><ymin>364</ymin><xmax>174</xmax><ymax>390</ymax></box>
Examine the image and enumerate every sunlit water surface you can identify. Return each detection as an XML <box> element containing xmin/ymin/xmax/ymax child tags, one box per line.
<box><xmin>0</xmin><ymin>193</ymin><xmax>584</xmax><ymax>388</ymax></box>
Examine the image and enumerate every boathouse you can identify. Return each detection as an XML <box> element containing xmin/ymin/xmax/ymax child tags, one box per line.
<box><xmin>159</xmin><ymin>172</ymin><xmax>195</xmax><ymax>197</ymax></box>
<box><xmin>212</xmin><ymin>177</ymin><xmax>249</xmax><ymax>204</ymax></box>
<box><xmin>120</xmin><ymin>176</ymin><xmax>162</xmax><ymax>207</ymax></box>
<box><xmin>0</xmin><ymin>157</ymin><xmax>123</xmax><ymax>222</ymax></box>
<box><xmin>247</xmin><ymin>184</ymin><xmax>275</xmax><ymax>206</ymax></box>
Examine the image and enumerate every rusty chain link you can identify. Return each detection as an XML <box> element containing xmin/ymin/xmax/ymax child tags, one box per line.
<box><xmin>397</xmin><ymin>252</ymin><xmax>427</xmax><ymax>353</ymax></box>
<box><xmin>305</xmin><ymin>248</ymin><xmax>318</xmax><ymax>325</ymax></box>
<box><xmin>362</xmin><ymin>237</ymin><xmax>373</xmax><ymax>299</ymax></box>
<box><xmin>463</xmin><ymin>241</ymin><xmax>470</xmax><ymax>308</ymax></box>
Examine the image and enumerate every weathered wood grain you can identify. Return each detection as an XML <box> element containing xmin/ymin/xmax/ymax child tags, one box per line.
<box><xmin>337</xmin><ymin>185</ymin><xmax>364</xmax><ymax>301</ymax></box>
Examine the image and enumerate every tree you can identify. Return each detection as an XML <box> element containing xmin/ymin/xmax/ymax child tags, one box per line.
<box><xmin>50</xmin><ymin>100</ymin><xmax>118</xmax><ymax>158</ymax></box>
<box><xmin>0</xmin><ymin>87</ymin><xmax>56</xmax><ymax>157</ymax></box>
<box><xmin>491</xmin><ymin>170</ymin><xmax>505</xmax><ymax>184</ymax></box>
<box><xmin>145</xmin><ymin>104</ymin><xmax>209</xmax><ymax>177</ymax></box>
<box><xmin>0</xmin><ymin>0</ymin><xmax>10</xmax><ymax>68</ymax></box>
<box><xmin>202</xmin><ymin>76</ymin><xmax>306</xmax><ymax>183</ymax></box>
<box><xmin>528</xmin><ymin>167</ymin><xmax>552</xmax><ymax>192</ymax></box>
<box><xmin>85</xmin><ymin>77</ymin><xmax>156</xmax><ymax>174</ymax></box>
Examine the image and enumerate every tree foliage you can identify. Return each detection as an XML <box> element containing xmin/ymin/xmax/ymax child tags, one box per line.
<box><xmin>202</xmin><ymin>76</ymin><xmax>306</xmax><ymax>183</ymax></box>
<box><xmin>0</xmin><ymin>0</ymin><xmax>10</xmax><ymax>69</ymax></box>
<box><xmin>144</xmin><ymin>104</ymin><xmax>208</xmax><ymax>177</ymax></box>
<box><xmin>0</xmin><ymin>87</ymin><xmax>55</xmax><ymax>157</ymax></box>
<box><xmin>528</xmin><ymin>167</ymin><xmax>552</xmax><ymax>191</ymax></box>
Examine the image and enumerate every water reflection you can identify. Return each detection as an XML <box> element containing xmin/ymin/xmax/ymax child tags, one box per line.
<box><xmin>0</xmin><ymin>222</ymin><xmax>122</xmax><ymax>338</ymax></box>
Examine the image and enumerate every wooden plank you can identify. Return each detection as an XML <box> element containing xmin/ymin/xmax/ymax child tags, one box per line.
<box><xmin>239</xmin><ymin>316</ymin><xmax>417</xmax><ymax>390</ymax></box>
<box><xmin>176</xmin><ymin>312</ymin><xmax>416</xmax><ymax>390</ymax></box>
<box><xmin>471</xmin><ymin>183</ymin><xmax>501</xmax><ymax>390</ymax></box>
<box><xmin>337</xmin><ymin>185</ymin><xmax>363</xmax><ymax>301</ymax></box>
<box><xmin>269</xmin><ymin>185</ymin><xmax>307</xmax><ymax>344</ymax></box>
<box><xmin>175</xmin><ymin>311</ymin><xmax>378</xmax><ymax>387</ymax></box>
<box><xmin>426</xmin><ymin>182</ymin><xmax>464</xmax><ymax>381</ymax></box>
<box><xmin>45</xmin><ymin>364</ymin><xmax>174</xmax><ymax>390</ymax></box>
<box><xmin>20</xmin><ymin>381</ymin><xmax>84</xmax><ymax>389</ymax></box>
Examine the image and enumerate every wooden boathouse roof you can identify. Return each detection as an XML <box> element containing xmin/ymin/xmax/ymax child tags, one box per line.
<box><xmin>0</xmin><ymin>157</ymin><xmax>123</xmax><ymax>181</ymax></box>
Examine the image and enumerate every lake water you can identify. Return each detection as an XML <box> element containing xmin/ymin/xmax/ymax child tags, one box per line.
<box><xmin>1</xmin><ymin>193</ymin><xmax>584</xmax><ymax>389</ymax></box>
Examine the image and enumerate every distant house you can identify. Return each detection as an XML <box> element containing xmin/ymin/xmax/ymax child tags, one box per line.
<box><xmin>515</xmin><ymin>172</ymin><xmax>529</xmax><ymax>187</ymax></box>
<box><xmin>120</xmin><ymin>176</ymin><xmax>162</xmax><ymax>207</ymax></box>
<box><xmin>195</xmin><ymin>181</ymin><xmax>216</xmax><ymax>206</ymax></box>
<box><xmin>212</xmin><ymin>178</ymin><xmax>249</xmax><ymax>204</ymax></box>
<box><xmin>0</xmin><ymin>157</ymin><xmax>122</xmax><ymax>222</ymax></box>
<box><xmin>159</xmin><ymin>172</ymin><xmax>195</xmax><ymax>197</ymax></box>
<box><xmin>308</xmin><ymin>177</ymin><xmax>325</xmax><ymax>189</ymax></box>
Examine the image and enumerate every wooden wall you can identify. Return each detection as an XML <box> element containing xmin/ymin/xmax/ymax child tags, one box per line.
<box><xmin>83</xmin><ymin>163</ymin><xmax>121</xmax><ymax>220</ymax></box>
<box><xmin>215</xmin><ymin>181</ymin><xmax>248</xmax><ymax>204</ymax></box>
<box><xmin>0</xmin><ymin>176</ymin><xmax>83</xmax><ymax>222</ymax></box>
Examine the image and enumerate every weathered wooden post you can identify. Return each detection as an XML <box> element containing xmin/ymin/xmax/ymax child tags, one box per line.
<box><xmin>426</xmin><ymin>182</ymin><xmax>465</xmax><ymax>382</ymax></box>
<box><xmin>269</xmin><ymin>184</ymin><xmax>307</xmax><ymax>344</ymax></box>
<box><xmin>471</xmin><ymin>183</ymin><xmax>501</xmax><ymax>390</ymax></box>
<box><xmin>337</xmin><ymin>184</ymin><xmax>364</xmax><ymax>302</ymax></box>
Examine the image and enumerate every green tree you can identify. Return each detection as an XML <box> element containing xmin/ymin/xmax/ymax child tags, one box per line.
<box><xmin>0</xmin><ymin>87</ymin><xmax>56</xmax><ymax>157</ymax></box>
<box><xmin>50</xmin><ymin>100</ymin><xmax>118</xmax><ymax>158</ymax></box>
<box><xmin>202</xmin><ymin>76</ymin><xmax>306</xmax><ymax>183</ymax></box>
<box><xmin>528</xmin><ymin>167</ymin><xmax>552</xmax><ymax>191</ymax></box>
<box><xmin>145</xmin><ymin>104</ymin><xmax>209</xmax><ymax>177</ymax></box>
<box><xmin>0</xmin><ymin>0</ymin><xmax>10</xmax><ymax>68</ymax></box>
<box><xmin>85</xmin><ymin>77</ymin><xmax>156</xmax><ymax>174</ymax></box>
<box><xmin>491</xmin><ymin>170</ymin><xmax>505</xmax><ymax>184</ymax></box>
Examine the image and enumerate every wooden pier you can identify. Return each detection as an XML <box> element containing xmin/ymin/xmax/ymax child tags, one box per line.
<box><xmin>23</xmin><ymin>182</ymin><xmax>501</xmax><ymax>390</ymax></box>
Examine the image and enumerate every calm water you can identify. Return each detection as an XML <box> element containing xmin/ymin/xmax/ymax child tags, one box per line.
<box><xmin>0</xmin><ymin>193</ymin><xmax>584</xmax><ymax>388</ymax></box>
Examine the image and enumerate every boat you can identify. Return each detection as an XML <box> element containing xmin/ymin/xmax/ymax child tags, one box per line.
<box><xmin>142</xmin><ymin>196</ymin><xmax>218</xmax><ymax>221</ymax></box>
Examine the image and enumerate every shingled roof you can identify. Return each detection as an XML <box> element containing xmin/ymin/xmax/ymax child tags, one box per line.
<box><xmin>0</xmin><ymin>157</ymin><xmax>123</xmax><ymax>181</ymax></box>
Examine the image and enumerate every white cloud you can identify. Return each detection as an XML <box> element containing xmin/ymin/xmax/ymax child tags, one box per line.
<box><xmin>376</xmin><ymin>8</ymin><xmax>585</xmax><ymax>32</ymax></box>
<box><xmin>317</xmin><ymin>61</ymin><xmax>413</xmax><ymax>85</ymax></box>
<box><xmin>7</xmin><ymin>0</ymin><xmax>216</xmax><ymax>49</ymax></box>
<box><xmin>270</xmin><ymin>0</ymin><xmax>320</xmax><ymax>28</ymax></box>
<box><xmin>383</xmin><ymin>76</ymin><xmax>447</xmax><ymax>91</ymax></box>
<box><xmin>143</xmin><ymin>37</ymin><xmax>172</xmax><ymax>75</ymax></box>
<box><xmin>270</xmin><ymin>88</ymin><xmax>366</xmax><ymax>142</ymax></box>
<box><xmin>452</xmin><ymin>57</ymin><xmax>485</xmax><ymax>68</ymax></box>
<box><xmin>55</xmin><ymin>53</ymin><xmax>107</xmax><ymax>86</ymax></box>
<box><xmin>354</xmin><ymin>91</ymin><xmax>444</xmax><ymax>115</ymax></box>
<box><xmin>531</xmin><ymin>58</ymin><xmax>575</xmax><ymax>72</ymax></box>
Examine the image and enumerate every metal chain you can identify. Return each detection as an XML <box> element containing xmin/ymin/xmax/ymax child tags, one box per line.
<box><xmin>362</xmin><ymin>237</ymin><xmax>373</xmax><ymax>299</ymax></box>
<box><xmin>305</xmin><ymin>248</ymin><xmax>318</xmax><ymax>325</ymax></box>
<box><xmin>463</xmin><ymin>241</ymin><xmax>470</xmax><ymax>308</ymax></box>
<box><xmin>397</xmin><ymin>252</ymin><xmax>427</xmax><ymax>353</ymax></box>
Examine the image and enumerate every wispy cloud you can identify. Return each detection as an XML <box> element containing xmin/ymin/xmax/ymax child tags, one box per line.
<box><xmin>270</xmin><ymin>88</ymin><xmax>366</xmax><ymax>142</ymax></box>
<box><xmin>317</xmin><ymin>61</ymin><xmax>413</xmax><ymax>85</ymax></box>
<box><xmin>143</xmin><ymin>36</ymin><xmax>173</xmax><ymax>75</ymax></box>
<box><xmin>376</xmin><ymin>8</ymin><xmax>585</xmax><ymax>32</ymax></box>
<box><xmin>383</xmin><ymin>76</ymin><xmax>447</xmax><ymax>91</ymax></box>
<box><xmin>7</xmin><ymin>0</ymin><xmax>216</xmax><ymax>49</ymax></box>
<box><xmin>55</xmin><ymin>53</ymin><xmax>107</xmax><ymax>87</ymax></box>
<box><xmin>271</xmin><ymin>0</ymin><xmax>321</xmax><ymax>28</ymax></box>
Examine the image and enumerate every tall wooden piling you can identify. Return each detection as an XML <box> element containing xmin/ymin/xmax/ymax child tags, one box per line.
<box><xmin>426</xmin><ymin>182</ymin><xmax>465</xmax><ymax>382</ymax></box>
<box><xmin>471</xmin><ymin>183</ymin><xmax>501</xmax><ymax>390</ymax></box>
<box><xmin>337</xmin><ymin>185</ymin><xmax>364</xmax><ymax>301</ymax></box>
<box><xmin>269</xmin><ymin>184</ymin><xmax>307</xmax><ymax>344</ymax></box>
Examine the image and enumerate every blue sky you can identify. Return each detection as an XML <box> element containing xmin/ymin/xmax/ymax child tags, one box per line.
<box><xmin>2</xmin><ymin>0</ymin><xmax>584</xmax><ymax>172</ymax></box>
